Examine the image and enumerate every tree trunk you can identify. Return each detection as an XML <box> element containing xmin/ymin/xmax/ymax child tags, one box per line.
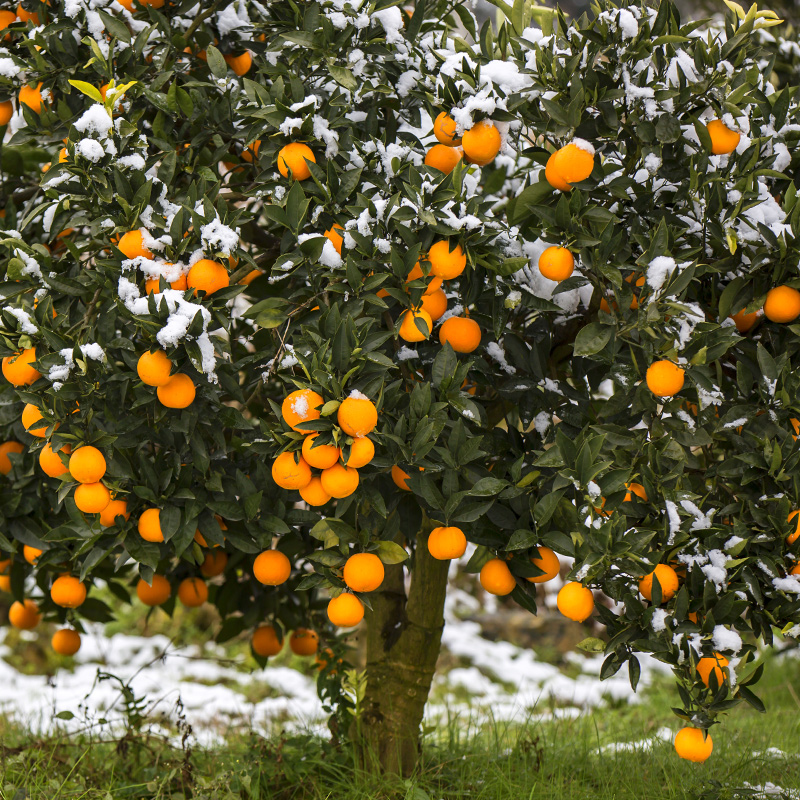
<box><xmin>354</xmin><ymin>530</ymin><xmax>450</xmax><ymax>776</ymax></box>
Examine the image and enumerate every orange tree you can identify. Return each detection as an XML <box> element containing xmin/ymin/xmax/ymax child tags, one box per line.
<box><xmin>2</xmin><ymin>0</ymin><xmax>800</xmax><ymax>776</ymax></box>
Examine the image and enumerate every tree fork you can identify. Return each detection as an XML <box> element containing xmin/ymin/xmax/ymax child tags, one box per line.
<box><xmin>355</xmin><ymin>531</ymin><xmax>450</xmax><ymax>775</ymax></box>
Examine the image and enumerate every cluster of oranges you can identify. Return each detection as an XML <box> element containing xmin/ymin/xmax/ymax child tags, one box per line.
<box><xmin>137</xmin><ymin>348</ymin><xmax>196</xmax><ymax>409</ymax></box>
<box><xmin>426</xmin><ymin>113</ymin><xmax>502</xmax><ymax>173</ymax></box>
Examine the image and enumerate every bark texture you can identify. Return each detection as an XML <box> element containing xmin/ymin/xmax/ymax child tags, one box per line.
<box><xmin>355</xmin><ymin>531</ymin><xmax>450</xmax><ymax>775</ymax></box>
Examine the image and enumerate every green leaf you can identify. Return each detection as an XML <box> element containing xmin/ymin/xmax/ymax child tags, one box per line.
<box><xmin>573</xmin><ymin>321</ymin><xmax>613</xmax><ymax>357</ymax></box>
<box><xmin>375</xmin><ymin>541</ymin><xmax>409</xmax><ymax>564</ymax></box>
<box><xmin>327</xmin><ymin>62</ymin><xmax>358</xmax><ymax>91</ymax></box>
<box><xmin>576</xmin><ymin>637</ymin><xmax>605</xmax><ymax>653</ymax></box>
<box><xmin>205</xmin><ymin>45</ymin><xmax>227</xmax><ymax>79</ymax></box>
<box><xmin>67</xmin><ymin>80</ymin><xmax>103</xmax><ymax>104</ymax></box>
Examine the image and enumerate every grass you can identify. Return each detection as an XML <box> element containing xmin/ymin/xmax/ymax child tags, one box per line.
<box><xmin>1</xmin><ymin>648</ymin><xmax>800</xmax><ymax>799</ymax></box>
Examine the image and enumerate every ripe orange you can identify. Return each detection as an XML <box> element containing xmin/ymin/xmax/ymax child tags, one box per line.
<box><xmin>224</xmin><ymin>50</ymin><xmax>252</xmax><ymax>76</ymax></box>
<box><xmin>439</xmin><ymin>316</ymin><xmax>481</xmax><ymax>353</ymax></box>
<box><xmin>320</xmin><ymin>463</ymin><xmax>359</xmax><ymax>498</ymax></box>
<box><xmin>764</xmin><ymin>285</ymin><xmax>800</xmax><ymax>323</ymax></box>
<box><xmin>9</xmin><ymin>599</ymin><xmax>41</xmax><ymax>629</ymax></box>
<box><xmin>0</xmin><ymin>440</ymin><xmax>24</xmax><ymax>474</ymax></box>
<box><xmin>252</xmin><ymin>625</ymin><xmax>283</xmax><ymax>657</ymax></box>
<box><xmin>0</xmin><ymin>100</ymin><xmax>12</xmax><ymax>126</ymax></box>
<box><xmin>117</xmin><ymin>230</ymin><xmax>152</xmax><ymax>259</ymax></box>
<box><xmin>328</xmin><ymin>593</ymin><xmax>364</xmax><ymax>627</ymax></box>
<box><xmin>345</xmin><ymin>437</ymin><xmax>374</xmax><ymax>468</ymax></box>
<box><xmin>299</xmin><ymin>476</ymin><xmax>331</xmax><ymax>506</ymax></box>
<box><xmin>696</xmin><ymin>653</ymin><xmax>729</xmax><ymax>687</ymax></box>
<box><xmin>187</xmin><ymin>259</ymin><xmax>229</xmax><ymax>296</ymax></box>
<box><xmin>137</xmin><ymin>574</ymin><xmax>171</xmax><ymax>606</ymax></box>
<box><xmin>391</xmin><ymin>465</ymin><xmax>413</xmax><ymax>491</ymax></box>
<box><xmin>338</xmin><ymin>395</ymin><xmax>378</xmax><ymax>437</ymax></box>
<box><xmin>551</xmin><ymin>142</ymin><xmax>594</xmax><ymax>185</ymax></box>
<box><xmin>138</xmin><ymin>508</ymin><xmax>164</xmax><ymax>542</ymax></box>
<box><xmin>406</xmin><ymin>261</ymin><xmax>443</xmax><ymax>295</ymax></box>
<box><xmin>69</xmin><ymin>446</ymin><xmax>106</xmax><ymax>483</ymax></box>
<box><xmin>238</xmin><ymin>269</ymin><xmax>263</xmax><ymax>286</ymax></box>
<box><xmin>278</xmin><ymin>142</ymin><xmax>315</xmax><ymax>180</ymax></box>
<box><xmin>731</xmin><ymin>308</ymin><xmax>758</xmax><ymax>333</ymax></box>
<box><xmin>74</xmin><ymin>482</ymin><xmax>111</xmax><ymax>513</ymax></box>
<box><xmin>272</xmin><ymin>451</ymin><xmax>312</xmax><ymax>490</ymax></box>
<box><xmin>23</xmin><ymin>545</ymin><xmax>42</xmax><ymax>565</ymax></box>
<box><xmin>52</xmin><ymin>628</ymin><xmax>81</xmax><ymax>656</ymax></box>
<box><xmin>2</xmin><ymin>348</ymin><xmax>40</xmax><ymax>385</ymax></box>
<box><xmin>674</xmin><ymin>727</ymin><xmax>713</xmax><ymax>762</ymax></box>
<box><xmin>527</xmin><ymin>546</ymin><xmax>560</xmax><ymax>583</ymax></box>
<box><xmin>157</xmin><ymin>373</ymin><xmax>196</xmax><ymax>408</ymax></box>
<box><xmin>639</xmin><ymin>564</ymin><xmax>679</xmax><ymax>602</ymax></box>
<box><xmin>137</xmin><ymin>349</ymin><xmax>172</xmax><ymax>386</ymax></box>
<box><xmin>178</xmin><ymin>577</ymin><xmax>208</xmax><ymax>607</ymax></box>
<box><xmin>289</xmin><ymin>628</ymin><xmax>319</xmax><ymax>656</ymax></box>
<box><xmin>343</xmin><ymin>552</ymin><xmax>384</xmax><ymax>592</ymax></box>
<box><xmin>480</xmin><ymin>558</ymin><xmax>516</xmax><ymax>595</ymax></box>
<box><xmin>281</xmin><ymin>388</ymin><xmax>323</xmax><ymax>433</ymax></box>
<box><xmin>645</xmin><ymin>360</ymin><xmax>685</xmax><ymax>397</ymax></box>
<box><xmin>324</xmin><ymin>223</ymin><xmax>344</xmax><ymax>254</ymax></box>
<box><xmin>19</xmin><ymin>81</ymin><xmax>43</xmax><ymax>112</ymax></box>
<box><xmin>21</xmin><ymin>404</ymin><xmax>47</xmax><ymax>437</ymax></box>
<box><xmin>433</xmin><ymin>112</ymin><xmax>462</xmax><ymax>146</ymax></box>
<box><xmin>254</xmin><ymin>550</ymin><xmax>291</xmax><ymax>585</ymax></box>
<box><xmin>200</xmin><ymin>550</ymin><xmax>228</xmax><ymax>578</ymax></box>
<box><xmin>38</xmin><ymin>442</ymin><xmax>70</xmax><ymax>478</ymax></box>
<box><xmin>51</xmin><ymin>575</ymin><xmax>87</xmax><ymax>608</ymax></box>
<box><xmin>624</xmin><ymin>482</ymin><xmax>648</xmax><ymax>502</ymax></box>
<box><xmin>419</xmin><ymin>288</ymin><xmax>447</xmax><ymax>320</ymax></box>
<box><xmin>557</xmin><ymin>581</ymin><xmax>594</xmax><ymax>621</ymax></box>
<box><xmin>787</xmin><ymin>510</ymin><xmax>800</xmax><ymax>544</ymax></box>
<box><xmin>545</xmin><ymin>151</ymin><xmax>571</xmax><ymax>191</ymax></box>
<box><xmin>424</xmin><ymin>144</ymin><xmax>462</xmax><ymax>173</ymax></box>
<box><xmin>399</xmin><ymin>309</ymin><xmax>433</xmax><ymax>342</ymax></box>
<box><xmin>428</xmin><ymin>526</ymin><xmax>467</xmax><ymax>560</ymax></box>
<box><xmin>538</xmin><ymin>246</ymin><xmax>574</xmax><ymax>282</ymax></box>
<box><xmin>706</xmin><ymin>120</ymin><xmax>739</xmax><ymax>155</ymax></box>
<box><xmin>0</xmin><ymin>10</ymin><xmax>16</xmax><ymax>40</ymax></box>
<box><xmin>461</xmin><ymin>120</ymin><xmax>501</xmax><ymax>166</ymax></box>
<box><xmin>301</xmin><ymin>433</ymin><xmax>340</xmax><ymax>469</ymax></box>
<box><xmin>99</xmin><ymin>498</ymin><xmax>129</xmax><ymax>527</ymax></box>
<box><xmin>428</xmin><ymin>241</ymin><xmax>466</xmax><ymax>279</ymax></box>
<box><xmin>241</xmin><ymin>139</ymin><xmax>261</xmax><ymax>162</ymax></box>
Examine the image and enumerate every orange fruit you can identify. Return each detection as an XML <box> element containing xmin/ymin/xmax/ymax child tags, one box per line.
<box><xmin>706</xmin><ymin>120</ymin><xmax>739</xmax><ymax>155</ymax></box>
<box><xmin>419</xmin><ymin>288</ymin><xmax>447</xmax><ymax>321</ymax></box>
<box><xmin>345</xmin><ymin>437</ymin><xmax>374</xmax><ymax>468</ymax></box>
<box><xmin>238</xmin><ymin>269</ymin><xmax>263</xmax><ymax>286</ymax></box>
<box><xmin>289</xmin><ymin>628</ymin><xmax>319</xmax><ymax>656</ymax></box>
<box><xmin>674</xmin><ymin>727</ymin><xmax>713</xmax><ymax>762</ymax></box>
<box><xmin>52</xmin><ymin>628</ymin><xmax>81</xmax><ymax>656</ymax></box>
<box><xmin>433</xmin><ymin>112</ymin><xmax>462</xmax><ymax>146</ymax></box>
<box><xmin>764</xmin><ymin>285</ymin><xmax>800</xmax><ymax>323</ymax></box>
<box><xmin>557</xmin><ymin>581</ymin><xmax>594</xmax><ymax>621</ymax></box>
<box><xmin>138</xmin><ymin>508</ymin><xmax>164</xmax><ymax>542</ymax></box>
<box><xmin>439</xmin><ymin>316</ymin><xmax>481</xmax><ymax>353</ymax></box>
<box><xmin>545</xmin><ymin>151</ymin><xmax>571</xmax><ymax>191</ymax></box>
<box><xmin>645</xmin><ymin>360</ymin><xmax>685</xmax><ymax>397</ymax></box>
<box><xmin>74</xmin><ymin>482</ymin><xmax>111</xmax><ymax>513</ymax></box>
<box><xmin>277</xmin><ymin>143</ymin><xmax>315</xmax><ymax>180</ymax></box>
<box><xmin>9</xmin><ymin>599</ymin><xmax>41</xmax><ymax>629</ymax></box>
<box><xmin>137</xmin><ymin>349</ymin><xmax>172</xmax><ymax>386</ymax></box>
<box><xmin>21</xmin><ymin>404</ymin><xmax>47</xmax><ymax>437</ymax></box>
<box><xmin>324</xmin><ymin>223</ymin><xmax>344</xmax><ymax>254</ymax></box>
<box><xmin>272</xmin><ymin>451</ymin><xmax>312</xmax><ymax>490</ymax></box>
<box><xmin>428</xmin><ymin>241</ymin><xmax>466</xmax><ymax>279</ymax></box>
<box><xmin>551</xmin><ymin>142</ymin><xmax>594</xmax><ymax>185</ymax></box>
<box><xmin>23</xmin><ymin>545</ymin><xmax>42</xmax><ymax>565</ymax></box>
<box><xmin>241</xmin><ymin>139</ymin><xmax>261</xmax><ymax>163</ymax></box>
<box><xmin>624</xmin><ymin>482</ymin><xmax>648</xmax><ymax>502</ymax></box>
<box><xmin>391</xmin><ymin>465</ymin><xmax>413</xmax><ymax>491</ymax></box>
<box><xmin>731</xmin><ymin>308</ymin><xmax>758</xmax><ymax>333</ymax></box>
<box><xmin>254</xmin><ymin>550</ymin><xmax>291</xmax><ymax>585</ymax></box>
<box><xmin>343</xmin><ymin>552</ymin><xmax>384</xmax><ymax>592</ymax></box>
<box><xmin>538</xmin><ymin>246</ymin><xmax>574</xmax><ymax>282</ymax></box>
<box><xmin>428</xmin><ymin>526</ymin><xmax>467</xmax><ymax>560</ymax></box>
<box><xmin>461</xmin><ymin>120</ymin><xmax>501</xmax><ymax>166</ymax></box>
<box><xmin>187</xmin><ymin>259</ymin><xmax>229</xmax><ymax>296</ymax></box>
<box><xmin>224</xmin><ymin>50</ymin><xmax>252</xmax><ymax>76</ymax></box>
<box><xmin>281</xmin><ymin>388</ymin><xmax>323</xmax><ymax>433</ymax></box>
<box><xmin>338</xmin><ymin>395</ymin><xmax>378</xmax><ymax>437</ymax></box>
<box><xmin>117</xmin><ymin>230</ymin><xmax>152</xmax><ymax>259</ymax></box>
<box><xmin>327</xmin><ymin>593</ymin><xmax>364</xmax><ymax>627</ymax></box>
<box><xmin>424</xmin><ymin>144</ymin><xmax>462</xmax><ymax>173</ymax></box>
<box><xmin>200</xmin><ymin>550</ymin><xmax>228</xmax><ymax>578</ymax></box>
<box><xmin>0</xmin><ymin>100</ymin><xmax>12</xmax><ymax>126</ymax></box>
<box><xmin>696</xmin><ymin>653</ymin><xmax>729</xmax><ymax>687</ymax></box>
<box><xmin>2</xmin><ymin>348</ymin><xmax>40</xmax><ymax>385</ymax></box>
<box><xmin>480</xmin><ymin>558</ymin><xmax>516</xmax><ymax>595</ymax></box>
<box><xmin>320</xmin><ymin>463</ymin><xmax>359</xmax><ymax>498</ymax></box>
<box><xmin>17</xmin><ymin>1</ymin><xmax>43</xmax><ymax>22</ymax></box>
<box><xmin>0</xmin><ymin>440</ymin><xmax>24</xmax><ymax>474</ymax></box>
<box><xmin>69</xmin><ymin>446</ymin><xmax>106</xmax><ymax>483</ymax></box>
<box><xmin>252</xmin><ymin>625</ymin><xmax>283</xmax><ymax>657</ymax></box>
<box><xmin>157</xmin><ymin>373</ymin><xmax>196</xmax><ymax>408</ymax></box>
<box><xmin>639</xmin><ymin>564</ymin><xmax>679</xmax><ymax>602</ymax></box>
<box><xmin>177</xmin><ymin>577</ymin><xmax>208</xmax><ymax>607</ymax></box>
<box><xmin>527</xmin><ymin>546</ymin><xmax>560</xmax><ymax>583</ymax></box>
<box><xmin>99</xmin><ymin>498</ymin><xmax>129</xmax><ymax>527</ymax></box>
<box><xmin>787</xmin><ymin>510</ymin><xmax>800</xmax><ymax>544</ymax></box>
<box><xmin>299</xmin><ymin>476</ymin><xmax>331</xmax><ymax>506</ymax></box>
<box><xmin>51</xmin><ymin>575</ymin><xmax>87</xmax><ymax>608</ymax></box>
<box><xmin>301</xmin><ymin>433</ymin><xmax>340</xmax><ymax>469</ymax></box>
<box><xmin>0</xmin><ymin>10</ymin><xmax>16</xmax><ymax>40</ymax></box>
<box><xmin>406</xmin><ymin>261</ymin><xmax>443</xmax><ymax>295</ymax></box>
<box><xmin>137</xmin><ymin>574</ymin><xmax>171</xmax><ymax>606</ymax></box>
<box><xmin>19</xmin><ymin>81</ymin><xmax>43</xmax><ymax>112</ymax></box>
<box><xmin>399</xmin><ymin>309</ymin><xmax>433</xmax><ymax>342</ymax></box>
